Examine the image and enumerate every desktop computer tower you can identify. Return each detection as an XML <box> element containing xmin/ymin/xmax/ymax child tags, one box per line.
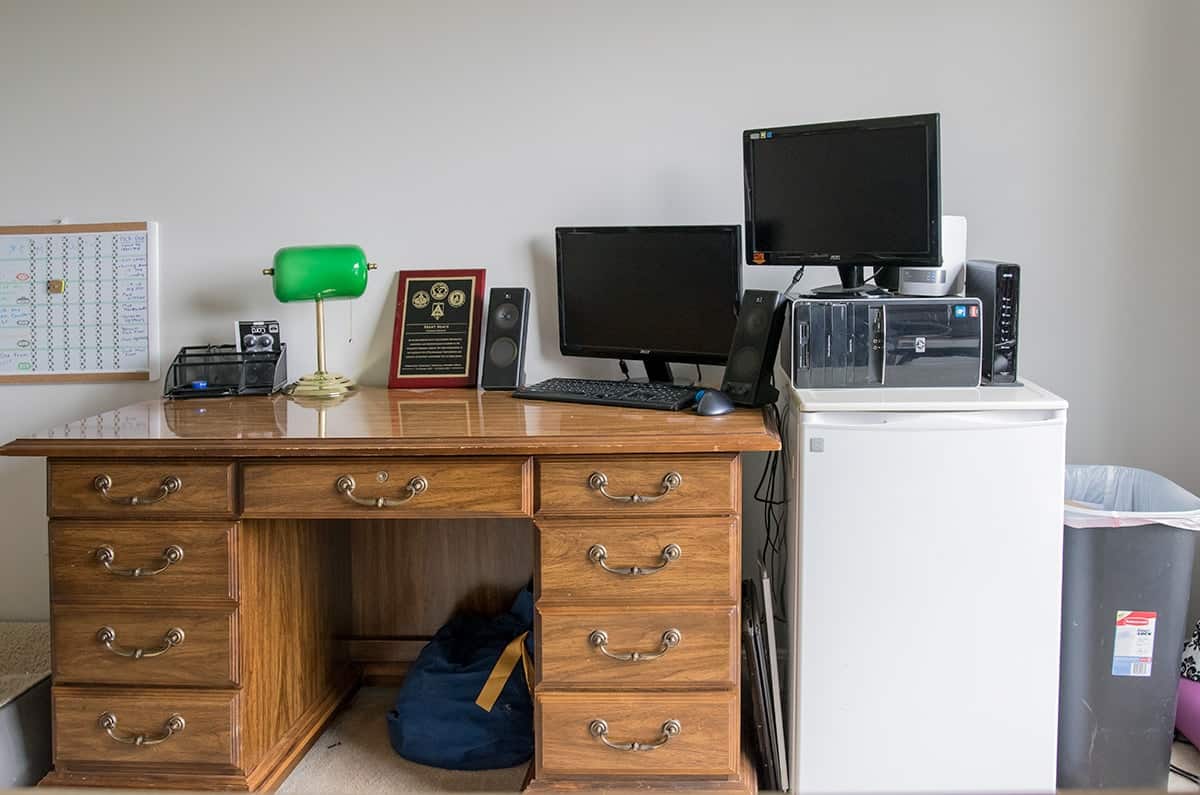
<box><xmin>781</xmin><ymin>296</ymin><xmax>983</xmax><ymax>389</ymax></box>
<box><xmin>965</xmin><ymin>260</ymin><xmax>1020</xmax><ymax>385</ymax></box>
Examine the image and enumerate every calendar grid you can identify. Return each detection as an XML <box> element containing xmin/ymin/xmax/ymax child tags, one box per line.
<box><xmin>0</xmin><ymin>222</ymin><xmax>156</xmax><ymax>382</ymax></box>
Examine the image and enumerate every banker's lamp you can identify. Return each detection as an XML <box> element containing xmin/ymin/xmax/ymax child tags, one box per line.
<box><xmin>262</xmin><ymin>244</ymin><xmax>376</xmax><ymax>398</ymax></box>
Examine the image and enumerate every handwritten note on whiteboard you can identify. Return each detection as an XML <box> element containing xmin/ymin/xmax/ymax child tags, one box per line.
<box><xmin>0</xmin><ymin>222</ymin><xmax>159</xmax><ymax>382</ymax></box>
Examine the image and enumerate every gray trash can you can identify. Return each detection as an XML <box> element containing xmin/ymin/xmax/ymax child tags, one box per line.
<box><xmin>1058</xmin><ymin>465</ymin><xmax>1200</xmax><ymax>790</ymax></box>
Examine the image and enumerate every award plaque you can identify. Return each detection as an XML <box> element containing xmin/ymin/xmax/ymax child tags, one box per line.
<box><xmin>389</xmin><ymin>268</ymin><xmax>485</xmax><ymax>389</ymax></box>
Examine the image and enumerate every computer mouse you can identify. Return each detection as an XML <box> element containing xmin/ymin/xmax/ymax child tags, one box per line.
<box><xmin>693</xmin><ymin>388</ymin><xmax>735</xmax><ymax>416</ymax></box>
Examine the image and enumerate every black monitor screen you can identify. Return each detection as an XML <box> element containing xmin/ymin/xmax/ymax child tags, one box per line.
<box><xmin>556</xmin><ymin>226</ymin><xmax>741</xmax><ymax>363</ymax></box>
<box><xmin>745</xmin><ymin>115</ymin><xmax>939</xmax><ymax>264</ymax></box>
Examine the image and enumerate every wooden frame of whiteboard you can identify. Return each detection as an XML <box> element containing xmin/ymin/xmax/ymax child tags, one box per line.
<box><xmin>0</xmin><ymin>221</ymin><xmax>160</xmax><ymax>384</ymax></box>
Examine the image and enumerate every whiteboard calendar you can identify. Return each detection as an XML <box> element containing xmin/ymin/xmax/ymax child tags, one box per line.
<box><xmin>0</xmin><ymin>222</ymin><xmax>159</xmax><ymax>382</ymax></box>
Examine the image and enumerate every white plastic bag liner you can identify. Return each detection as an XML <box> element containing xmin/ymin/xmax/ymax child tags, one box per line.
<box><xmin>1064</xmin><ymin>465</ymin><xmax>1200</xmax><ymax>530</ymax></box>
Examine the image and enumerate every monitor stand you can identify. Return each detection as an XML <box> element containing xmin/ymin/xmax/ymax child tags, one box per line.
<box><xmin>642</xmin><ymin>358</ymin><xmax>675</xmax><ymax>384</ymax></box>
<box><xmin>810</xmin><ymin>264</ymin><xmax>890</xmax><ymax>297</ymax></box>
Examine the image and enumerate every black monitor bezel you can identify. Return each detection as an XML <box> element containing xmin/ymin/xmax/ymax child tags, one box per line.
<box><xmin>742</xmin><ymin>113</ymin><xmax>941</xmax><ymax>268</ymax></box>
<box><xmin>554</xmin><ymin>224</ymin><xmax>743</xmax><ymax>366</ymax></box>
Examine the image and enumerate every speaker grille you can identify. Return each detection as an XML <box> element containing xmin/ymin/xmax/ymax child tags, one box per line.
<box><xmin>727</xmin><ymin>346</ymin><xmax>761</xmax><ymax>381</ymax></box>
<box><xmin>492</xmin><ymin>302</ymin><xmax>520</xmax><ymax>331</ymax></box>
<box><xmin>489</xmin><ymin>337</ymin><xmax>518</xmax><ymax>368</ymax></box>
<box><xmin>743</xmin><ymin>304</ymin><xmax>771</xmax><ymax>336</ymax></box>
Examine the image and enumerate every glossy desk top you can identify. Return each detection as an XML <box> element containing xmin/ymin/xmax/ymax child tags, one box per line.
<box><xmin>1</xmin><ymin>388</ymin><xmax>780</xmax><ymax>458</ymax></box>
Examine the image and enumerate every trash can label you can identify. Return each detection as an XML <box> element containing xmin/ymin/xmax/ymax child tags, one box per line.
<box><xmin>1112</xmin><ymin>610</ymin><xmax>1157</xmax><ymax>677</ymax></box>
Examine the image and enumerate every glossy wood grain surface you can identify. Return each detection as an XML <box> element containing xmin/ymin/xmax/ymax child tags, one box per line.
<box><xmin>536</xmin><ymin>690</ymin><xmax>739</xmax><ymax>779</ymax></box>
<box><xmin>349</xmin><ymin>518</ymin><xmax>533</xmax><ymax>638</ymax></box>
<box><xmin>1</xmin><ymin>388</ymin><xmax>779</xmax><ymax>458</ymax></box>
<box><xmin>53</xmin><ymin>686</ymin><xmax>241</xmax><ymax>771</ymax></box>
<box><xmin>536</xmin><ymin>454</ymin><xmax>738</xmax><ymax>516</ymax></box>
<box><xmin>237</xmin><ymin>518</ymin><xmax>350</xmax><ymax>776</ymax></box>
<box><xmin>537</xmin><ymin>605</ymin><xmax>737</xmax><ymax>689</ymax></box>
<box><xmin>15</xmin><ymin>385</ymin><xmax>769</xmax><ymax>793</ymax></box>
<box><xmin>48</xmin><ymin>461</ymin><xmax>236</xmax><ymax>518</ymax></box>
<box><xmin>242</xmin><ymin>457</ymin><xmax>532</xmax><ymax>518</ymax></box>
<box><xmin>52</xmin><ymin>605</ymin><xmax>238</xmax><ymax>687</ymax></box>
<box><xmin>50</xmin><ymin>521</ymin><xmax>238</xmax><ymax>604</ymax></box>
<box><xmin>537</xmin><ymin>517</ymin><xmax>739</xmax><ymax>604</ymax></box>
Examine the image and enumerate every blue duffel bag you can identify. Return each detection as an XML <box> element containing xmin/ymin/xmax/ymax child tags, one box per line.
<box><xmin>386</xmin><ymin>586</ymin><xmax>534</xmax><ymax>770</ymax></box>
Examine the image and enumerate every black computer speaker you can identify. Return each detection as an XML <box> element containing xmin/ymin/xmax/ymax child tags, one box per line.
<box><xmin>480</xmin><ymin>287</ymin><xmax>531</xmax><ymax>390</ymax></box>
<box><xmin>721</xmin><ymin>289</ymin><xmax>786</xmax><ymax>406</ymax></box>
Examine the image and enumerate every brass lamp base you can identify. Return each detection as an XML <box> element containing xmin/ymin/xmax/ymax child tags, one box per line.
<box><xmin>283</xmin><ymin>371</ymin><xmax>357</xmax><ymax>399</ymax></box>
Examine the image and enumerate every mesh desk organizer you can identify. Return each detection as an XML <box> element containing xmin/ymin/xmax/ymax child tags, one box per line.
<box><xmin>163</xmin><ymin>344</ymin><xmax>287</xmax><ymax>399</ymax></box>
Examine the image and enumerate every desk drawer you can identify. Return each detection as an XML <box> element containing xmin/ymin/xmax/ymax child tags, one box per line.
<box><xmin>537</xmin><ymin>518</ymin><xmax>738</xmax><ymax>603</ymax></box>
<box><xmin>537</xmin><ymin>605</ymin><xmax>736</xmax><ymax>689</ymax></box>
<box><xmin>50</xmin><ymin>521</ymin><xmax>237</xmax><ymax>603</ymax></box>
<box><xmin>536</xmin><ymin>455</ymin><xmax>737</xmax><ymax>516</ymax></box>
<box><xmin>241</xmin><ymin>457</ymin><xmax>532</xmax><ymax>517</ymax></box>
<box><xmin>49</xmin><ymin>461</ymin><xmax>236</xmax><ymax>518</ymax></box>
<box><xmin>537</xmin><ymin>691</ymin><xmax>737</xmax><ymax>778</ymax></box>
<box><xmin>53</xmin><ymin>606</ymin><xmax>238</xmax><ymax>687</ymax></box>
<box><xmin>53</xmin><ymin>686</ymin><xmax>241</xmax><ymax>771</ymax></box>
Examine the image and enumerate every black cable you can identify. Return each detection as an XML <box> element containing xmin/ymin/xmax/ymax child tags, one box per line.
<box><xmin>695</xmin><ymin>364</ymin><xmax>702</xmax><ymax>385</ymax></box>
<box><xmin>783</xmin><ymin>266</ymin><xmax>806</xmax><ymax>297</ymax></box>
<box><xmin>752</xmin><ymin>402</ymin><xmax>790</xmax><ymax>621</ymax></box>
<box><xmin>1172</xmin><ymin>764</ymin><xmax>1200</xmax><ymax>785</ymax></box>
<box><xmin>770</xmin><ymin>403</ymin><xmax>790</xmax><ymax>614</ymax></box>
<box><xmin>618</xmin><ymin>359</ymin><xmax>630</xmax><ymax>380</ymax></box>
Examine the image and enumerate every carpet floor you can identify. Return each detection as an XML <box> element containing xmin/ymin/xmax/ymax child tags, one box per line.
<box><xmin>278</xmin><ymin>687</ymin><xmax>527</xmax><ymax>793</ymax></box>
<box><xmin>0</xmin><ymin>622</ymin><xmax>49</xmax><ymax>709</ymax></box>
<box><xmin>280</xmin><ymin>687</ymin><xmax>1200</xmax><ymax>794</ymax></box>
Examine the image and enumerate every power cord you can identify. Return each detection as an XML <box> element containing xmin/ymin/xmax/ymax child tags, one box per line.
<box><xmin>1172</xmin><ymin>731</ymin><xmax>1199</xmax><ymax>784</ymax></box>
<box><xmin>618</xmin><ymin>359</ymin><xmax>630</xmax><ymax>381</ymax></box>
<box><xmin>1172</xmin><ymin>764</ymin><xmax>1200</xmax><ymax>786</ymax></box>
<box><xmin>753</xmin><ymin>401</ymin><xmax>790</xmax><ymax>621</ymax></box>
<box><xmin>783</xmin><ymin>267</ymin><xmax>806</xmax><ymax>297</ymax></box>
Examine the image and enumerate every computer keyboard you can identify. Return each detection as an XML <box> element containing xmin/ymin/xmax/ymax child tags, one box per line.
<box><xmin>513</xmin><ymin>378</ymin><xmax>698</xmax><ymax>411</ymax></box>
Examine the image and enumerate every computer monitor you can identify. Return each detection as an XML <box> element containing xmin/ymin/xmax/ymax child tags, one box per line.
<box><xmin>743</xmin><ymin>113</ymin><xmax>940</xmax><ymax>291</ymax></box>
<box><xmin>555</xmin><ymin>225</ymin><xmax>742</xmax><ymax>382</ymax></box>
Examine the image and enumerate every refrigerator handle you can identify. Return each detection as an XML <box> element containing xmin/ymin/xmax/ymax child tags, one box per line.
<box><xmin>802</xmin><ymin>410</ymin><xmax>1066</xmax><ymax>431</ymax></box>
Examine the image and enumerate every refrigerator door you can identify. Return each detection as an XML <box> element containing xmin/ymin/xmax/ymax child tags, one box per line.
<box><xmin>788</xmin><ymin>408</ymin><xmax>1066</xmax><ymax>793</ymax></box>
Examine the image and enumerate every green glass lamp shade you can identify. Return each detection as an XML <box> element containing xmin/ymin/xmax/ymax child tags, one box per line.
<box><xmin>268</xmin><ymin>244</ymin><xmax>370</xmax><ymax>302</ymax></box>
<box><xmin>262</xmin><ymin>244</ymin><xmax>376</xmax><ymax>399</ymax></box>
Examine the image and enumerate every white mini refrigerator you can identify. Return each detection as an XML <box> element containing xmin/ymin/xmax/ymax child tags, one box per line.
<box><xmin>784</xmin><ymin>381</ymin><xmax>1067</xmax><ymax>793</ymax></box>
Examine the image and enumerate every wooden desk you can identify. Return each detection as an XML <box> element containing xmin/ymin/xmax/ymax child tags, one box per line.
<box><xmin>2</xmin><ymin>388</ymin><xmax>778</xmax><ymax>792</ymax></box>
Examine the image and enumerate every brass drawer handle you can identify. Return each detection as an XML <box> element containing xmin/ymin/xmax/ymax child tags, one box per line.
<box><xmin>335</xmin><ymin>474</ymin><xmax>428</xmax><ymax>508</ymax></box>
<box><xmin>93</xmin><ymin>473</ymin><xmax>182</xmax><ymax>506</ymax></box>
<box><xmin>588</xmin><ymin>718</ymin><xmax>680</xmax><ymax>751</ymax></box>
<box><xmin>587</xmin><ymin>543</ymin><xmax>681</xmax><ymax>576</ymax></box>
<box><xmin>587</xmin><ymin>471</ymin><xmax>681</xmax><ymax>504</ymax></box>
<box><xmin>97</xmin><ymin>712</ymin><xmax>185</xmax><ymax>746</ymax></box>
<box><xmin>589</xmin><ymin>628</ymin><xmax>681</xmax><ymax>662</ymax></box>
<box><xmin>96</xmin><ymin>626</ymin><xmax>185</xmax><ymax>659</ymax></box>
<box><xmin>95</xmin><ymin>544</ymin><xmax>184</xmax><ymax>577</ymax></box>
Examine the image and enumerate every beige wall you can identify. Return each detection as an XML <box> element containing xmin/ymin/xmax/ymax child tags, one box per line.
<box><xmin>1</xmin><ymin>0</ymin><xmax>1197</xmax><ymax>619</ymax></box>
